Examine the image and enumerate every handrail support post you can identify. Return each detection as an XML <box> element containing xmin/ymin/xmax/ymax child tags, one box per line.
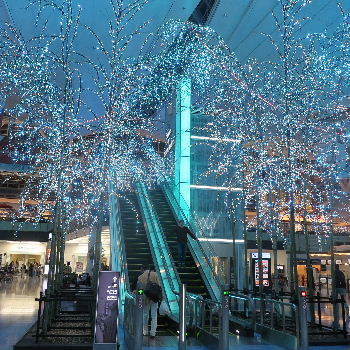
<box><xmin>134</xmin><ymin>292</ymin><xmax>144</xmax><ymax>350</ymax></box>
<box><xmin>219</xmin><ymin>292</ymin><xmax>229</xmax><ymax>350</ymax></box>
<box><xmin>298</xmin><ymin>289</ymin><xmax>309</xmax><ymax>350</ymax></box>
<box><xmin>179</xmin><ymin>284</ymin><xmax>187</xmax><ymax>350</ymax></box>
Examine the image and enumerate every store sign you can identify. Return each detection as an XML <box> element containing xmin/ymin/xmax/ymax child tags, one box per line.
<box><xmin>254</xmin><ymin>259</ymin><xmax>270</xmax><ymax>286</ymax></box>
<box><xmin>251</xmin><ymin>252</ymin><xmax>271</xmax><ymax>259</ymax></box>
<box><xmin>251</xmin><ymin>253</ymin><xmax>271</xmax><ymax>288</ymax></box>
<box><xmin>94</xmin><ymin>271</ymin><xmax>120</xmax><ymax>349</ymax></box>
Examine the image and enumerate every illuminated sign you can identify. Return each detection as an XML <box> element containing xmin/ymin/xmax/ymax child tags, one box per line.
<box><xmin>251</xmin><ymin>253</ymin><xmax>271</xmax><ymax>288</ymax></box>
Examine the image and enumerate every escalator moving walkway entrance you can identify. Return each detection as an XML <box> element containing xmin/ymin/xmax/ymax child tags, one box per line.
<box><xmin>119</xmin><ymin>192</ymin><xmax>174</xmax><ymax>336</ymax></box>
<box><xmin>149</xmin><ymin>188</ymin><xmax>210</xmax><ymax>299</ymax></box>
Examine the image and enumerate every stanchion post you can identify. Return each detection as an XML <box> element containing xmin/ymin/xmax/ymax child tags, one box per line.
<box><xmin>134</xmin><ymin>290</ymin><xmax>144</xmax><ymax>350</ymax></box>
<box><xmin>42</xmin><ymin>290</ymin><xmax>49</xmax><ymax>334</ymax></box>
<box><xmin>341</xmin><ymin>296</ymin><xmax>346</xmax><ymax>338</ymax></box>
<box><xmin>317</xmin><ymin>292</ymin><xmax>322</xmax><ymax>329</ymax></box>
<box><xmin>219</xmin><ymin>291</ymin><xmax>230</xmax><ymax>350</ymax></box>
<box><xmin>298</xmin><ymin>289</ymin><xmax>309</xmax><ymax>350</ymax></box>
<box><xmin>179</xmin><ymin>284</ymin><xmax>187</xmax><ymax>350</ymax></box>
<box><xmin>35</xmin><ymin>292</ymin><xmax>43</xmax><ymax>343</ymax></box>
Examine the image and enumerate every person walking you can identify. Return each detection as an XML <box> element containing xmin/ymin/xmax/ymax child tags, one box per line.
<box><xmin>137</xmin><ymin>266</ymin><xmax>162</xmax><ymax>338</ymax></box>
<box><xmin>175</xmin><ymin>220</ymin><xmax>197</xmax><ymax>266</ymax></box>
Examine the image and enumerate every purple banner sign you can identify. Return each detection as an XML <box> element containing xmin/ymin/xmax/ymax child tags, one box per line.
<box><xmin>94</xmin><ymin>271</ymin><xmax>120</xmax><ymax>344</ymax></box>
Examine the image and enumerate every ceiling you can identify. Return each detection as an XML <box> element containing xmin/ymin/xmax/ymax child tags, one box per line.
<box><xmin>209</xmin><ymin>0</ymin><xmax>349</xmax><ymax>63</ymax></box>
<box><xmin>1</xmin><ymin>0</ymin><xmax>347</xmax><ymax>78</ymax></box>
<box><xmin>2</xmin><ymin>0</ymin><xmax>201</xmax><ymax>57</ymax></box>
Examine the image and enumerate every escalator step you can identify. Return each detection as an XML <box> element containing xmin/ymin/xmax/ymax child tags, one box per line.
<box><xmin>149</xmin><ymin>189</ymin><xmax>210</xmax><ymax>300</ymax></box>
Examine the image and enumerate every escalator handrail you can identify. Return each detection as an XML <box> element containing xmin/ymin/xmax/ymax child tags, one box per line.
<box><xmin>161</xmin><ymin>180</ymin><xmax>225</xmax><ymax>301</ymax></box>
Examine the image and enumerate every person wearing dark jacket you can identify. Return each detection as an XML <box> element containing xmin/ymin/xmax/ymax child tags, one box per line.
<box><xmin>175</xmin><ymin>220</ymin><xmax>197</xmax><ymax>266</ymax></box>
<box><xmin>333</xmin><ymin>265</ymin><xmax>349</xmax><ymax>329</ymax></box>
<box><xmin>335</xmin><ymin>264</ymin><xmax>346</xmax><ymax>290</ymax></box>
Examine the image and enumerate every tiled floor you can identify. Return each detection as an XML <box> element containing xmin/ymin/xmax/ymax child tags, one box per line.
<box><xmin>0</xmin><ymin>274</ymin><xmax>45</xmax><ymax>350</ymax></box>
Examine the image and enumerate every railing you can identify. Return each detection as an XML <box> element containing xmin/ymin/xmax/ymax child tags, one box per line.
<box><xmin>253</xmin><ymin>296</ymin><xmax>298</xmax><ymax>335</ymax></box>
<box><xmin>251</xmin><ymin>293</ymin><xmax>309</xmax><ymax>350</ymax></box>
<box><xmin>34</xmin><ymin>287</ymin><xmax>95</xmax><ymax>342</ymax></box>
<box><xmin>187</xmin><ymin>293</ymin><xmax>221</xmax><ymax>333</ymax></box>
<box><xmin>135</xmin><ymin>182</ymin><xmax>181</xmax><ymax>319</ymax></box>
<box><xmin>162</xmin><ymin>180</ymin><xmax>224</xmax><ymax>302</ymax></box>
<box><xmin>229</xmin><ymin>293</ymin><xmax>256</xmax><ymax>332</ymax></box>
<box><xmin>308</xmin><ymin>293</ymin><xmax>348</xmax><ymax>338</ymax></box>
<box><xmin>175</xmin><ymin>285</ymin><xmax>308</xmax><ymax>350</ymax></box>
<box><xmin>175</xmin><ymin>284</ymin><xmax>229</xmax><ymax>350</ymax></box>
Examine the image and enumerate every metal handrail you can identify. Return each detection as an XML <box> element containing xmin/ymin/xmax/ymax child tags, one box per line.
<box><xmin>161</xmin><ymin>180</ymin><xmax>224</xmax><ymax>301</ymax></box>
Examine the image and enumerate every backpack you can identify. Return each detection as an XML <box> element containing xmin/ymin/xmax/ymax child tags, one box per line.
<box><xmin>144</xmin><ymin>270</ymin><xmax>162</xmax><ymax>303</ymax></box>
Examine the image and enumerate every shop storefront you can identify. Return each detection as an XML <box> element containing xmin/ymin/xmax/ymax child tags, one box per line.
<box><xmin>65</xmin><ymin>228</ymin><xmax>111</xmax><ymax>273</ymax></box>
<box><xmin>0</xmin><ymin>240</ymin><xmax>48</xmax><ymax>266</ymax></box>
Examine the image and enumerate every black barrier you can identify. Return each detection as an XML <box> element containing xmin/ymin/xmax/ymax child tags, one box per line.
<box><xmin>307</xmin><ymin>293</ymin><xmax>347</xmax><ymax>338</ymax></box>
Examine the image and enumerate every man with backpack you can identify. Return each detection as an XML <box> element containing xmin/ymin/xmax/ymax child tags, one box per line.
<box><xmin>137</xmin><ymin>265</ymin><xmax>162</xmax><ymax>338</ymax></box>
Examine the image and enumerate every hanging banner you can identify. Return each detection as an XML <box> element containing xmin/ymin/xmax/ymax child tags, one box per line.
<box><xmin>94</xmin><ymin>271</ymin><xmax>120</xmax><ymax>349</ymax></box>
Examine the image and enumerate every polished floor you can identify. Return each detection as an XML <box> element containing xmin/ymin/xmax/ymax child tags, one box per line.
<box><xmin>1</xmin><ymin>276</ymin><xmax>350</xmax><ymax>350</ymax></box>
<box><xmin>0</xmin><ymin>274</ymin><xmax>45</xmax><ymax>350</ymax></box>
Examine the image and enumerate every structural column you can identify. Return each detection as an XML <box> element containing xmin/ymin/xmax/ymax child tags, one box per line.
<box><xmin>175</xmin><ymin>77</ymin><xmax>191</xmax><ymax>219</ymax></box>
<box><xmin>231</xmin><ymin>191</ymin><xmax>246</xmax><ymax>292</ymax></box>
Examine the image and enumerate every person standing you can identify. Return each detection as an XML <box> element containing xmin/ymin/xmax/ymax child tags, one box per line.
<box><xmin>137</xmin><ymin>266</ymin><xmax>161</xmax><ymax>338</ymax></box>
<box><xmin>63</xmin><ymin>262</ymin><xmax>72</xmax><ymax>274</ymax></box>
<box><xmin>28</xmin><ymin>263</ymin><xmax>34</xmax><ymax>277</ymax></box>
<box><xmin>21</xmin><ymin>264</ymin><xmax>26</xmax><ymax>276</ymax></box>
<box><xmin>333</xmin><ymin>264</ymin><xmax>349</xmax><ymax>329</ymax></box>
<box><xmin>175</xmin><ymin>220</ymin><xmax>197</xmax><ymax>266</ymax></box>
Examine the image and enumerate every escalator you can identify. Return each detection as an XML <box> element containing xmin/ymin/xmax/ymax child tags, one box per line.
<box><xmin>149</xmin><ymin>188</ymin><xmax>210</xmax><ymax>299</ymax></box>
<box><xmin>119</xmin><ymin>192</ymin><xmax>174</xmax><ymax>336</ymax></box>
